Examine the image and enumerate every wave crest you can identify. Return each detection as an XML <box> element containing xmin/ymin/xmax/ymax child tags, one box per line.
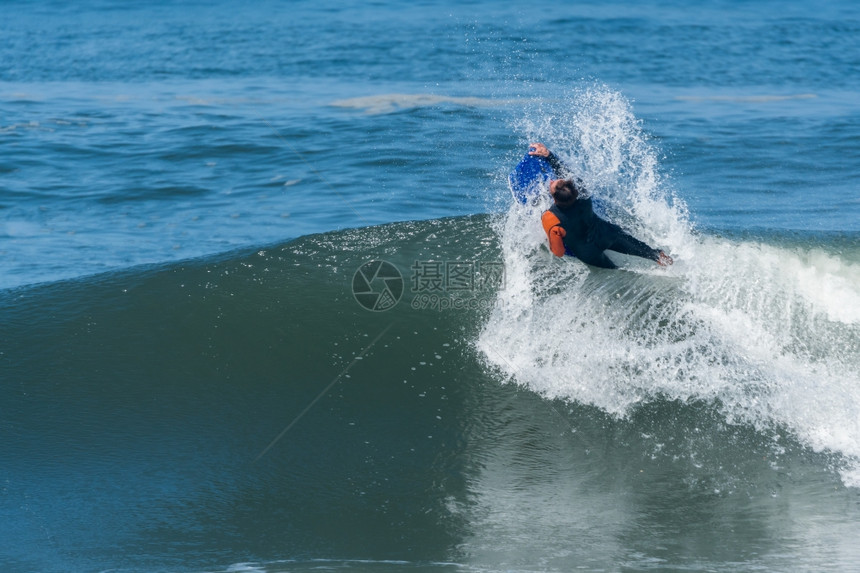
<box><xmin>478</xmin><ymin>86</ymin><xmax>860</xmax><ymax>486</ymax></box>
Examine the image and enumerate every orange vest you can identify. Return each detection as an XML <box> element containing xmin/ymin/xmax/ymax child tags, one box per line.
<box><xmin>541</xmin><ymin>211</ymin><xmax>567</xmax><ymax>257</ymax></box>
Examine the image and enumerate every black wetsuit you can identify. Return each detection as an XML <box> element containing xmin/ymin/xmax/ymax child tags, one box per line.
<box><xmin>549</xmin><ymin>200</ymin><xmax>661</xmax><ymax>269</ymax></box>
<box><xmin>545</xmin><ymin>152</ymin><xmax>567</xmax><ymax>178</ymax></box>
<box><xmin>543</xmin><ymin>151</ymin><xmax>661</xmax><ymax>269</ymax></box>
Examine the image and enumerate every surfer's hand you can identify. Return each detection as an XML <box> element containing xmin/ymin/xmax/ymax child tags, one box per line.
<box><xmin>528</xmin><ymin>142</ymin><xmax>550</xmax><ymax>157</ymax></box>
<box><xmin>657</xmin><ymin>251</ymin><xmax>674</xmax><ymax>267</ymax></box>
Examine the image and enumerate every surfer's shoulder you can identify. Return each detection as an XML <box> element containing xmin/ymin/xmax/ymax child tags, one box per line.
<box><xmin>541</xmin><ymin>210</ymin><xmax>561</xmax><ymax>233</ymax></box>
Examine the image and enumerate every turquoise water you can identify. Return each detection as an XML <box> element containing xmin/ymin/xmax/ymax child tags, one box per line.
<box><xmin>2</xmin><ymin>1</ymin><xmax>859</xmax><ymax>572</ymax></box>
<box><xmin>2</xmin><ymin>0</ymin><xmax>858</xmax><ymax>288</ymax></box>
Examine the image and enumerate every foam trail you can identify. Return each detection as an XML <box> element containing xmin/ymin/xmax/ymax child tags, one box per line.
<box><xmin>478</xmin><ymin>86</ymin><xmax>860</xmax><ymax>486</ymax></box>
<box><xmin>330</xmin><ymin>94</ymin><xmax>512</xmax><ymax>115</ymax></box>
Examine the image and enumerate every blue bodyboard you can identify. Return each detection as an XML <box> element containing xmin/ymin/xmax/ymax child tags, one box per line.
<box><xmin>508</xmin><ymin>153</ymin><xmax>557</xmax><ymax>205</ymax></box>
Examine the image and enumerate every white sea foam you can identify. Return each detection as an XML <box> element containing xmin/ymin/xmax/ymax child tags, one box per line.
<box><xmin>330</xmin><ymin>93</ymin><xmax>513</xmax><ymax>115</ymax></box>
<box><xmin>477</xmin><ymin>86</ymin><xmax>860</xmax><ymax>486</ymax></box>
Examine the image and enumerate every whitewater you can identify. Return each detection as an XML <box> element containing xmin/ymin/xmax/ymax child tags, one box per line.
<box><xmin>478</xmin><ymin>87</ymin><xmax>860</xmax><ymax>487</ymax></box>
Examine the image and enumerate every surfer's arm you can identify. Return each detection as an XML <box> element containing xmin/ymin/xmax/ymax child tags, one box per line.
<box><xmin>528</xmin><ymin>142</ymin><xmax>550</xmax><ymax>157</ymax></box>
<box><xmin>545</xmin><ymin>153</ymin><xmax>567</xmax><ymax>177</ymax></box>
<box><xmin>541</xmin><ymin>211</ymin><xmax>567</xmax><ymax>257</ymax></box>
<box><xmin>529</xmin><ymin>142</ymin><xmax>568</xmax><ymax>177</ymax></box>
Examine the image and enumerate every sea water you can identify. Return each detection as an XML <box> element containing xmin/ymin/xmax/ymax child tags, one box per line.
<box><xmin>2</xmin><ymin>1</ymin><xmax>859</xmax><ymax>572</ymax></box>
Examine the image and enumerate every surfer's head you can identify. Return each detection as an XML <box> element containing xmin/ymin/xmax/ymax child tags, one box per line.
<box><xmin>549</xmin><ymin>179</ymin><xmax>578</xmax><ymax>208</ymax></box>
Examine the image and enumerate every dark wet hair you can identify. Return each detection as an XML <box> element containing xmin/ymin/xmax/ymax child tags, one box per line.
<box><xmin>552</xmin><ymin>179</ymin><xmax>579</xmax><ymax>208</ymax></box>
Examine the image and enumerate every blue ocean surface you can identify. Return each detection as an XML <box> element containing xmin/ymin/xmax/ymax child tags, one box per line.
<box><xmin>1</xmin><ymin>1</ymin><xmax>859</xmax><ymax>572</ymax></box>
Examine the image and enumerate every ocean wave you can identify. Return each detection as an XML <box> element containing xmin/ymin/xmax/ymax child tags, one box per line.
<box><xmin>477</xmin><ymin>86</ymin><xmax>860</xmax><ymax>487</ymax></box>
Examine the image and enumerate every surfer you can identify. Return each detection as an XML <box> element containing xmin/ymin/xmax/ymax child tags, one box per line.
<box><xmin>529</xmin><ymin>143</ymin><xmax>673</xmax><ymax>269</ymax></box>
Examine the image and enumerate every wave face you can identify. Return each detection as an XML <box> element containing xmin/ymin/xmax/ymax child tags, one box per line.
<box><xmin>0</xmin><ymin>216</ymin><xmax>501</xmax><ymax>573</ymax></box>
<box><xmin>2</xmin><ymin>210</ymin><xmax>860</xmax><ymax>572</ymax></box>
<box><xmin>3</xmin><ymin>0</ymin><xmax>860</xmax><ymax>567</ymax></box>
<box><xmin>477</xmin><ymin>86</ymin><xmax>860</xmax><ymax>487</ymax></box>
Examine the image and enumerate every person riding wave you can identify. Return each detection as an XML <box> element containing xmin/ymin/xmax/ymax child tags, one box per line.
<box><xmin>529</xmin><ymin>143</ymin><xmax>673</xmax><ymax>269</ymax></box>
